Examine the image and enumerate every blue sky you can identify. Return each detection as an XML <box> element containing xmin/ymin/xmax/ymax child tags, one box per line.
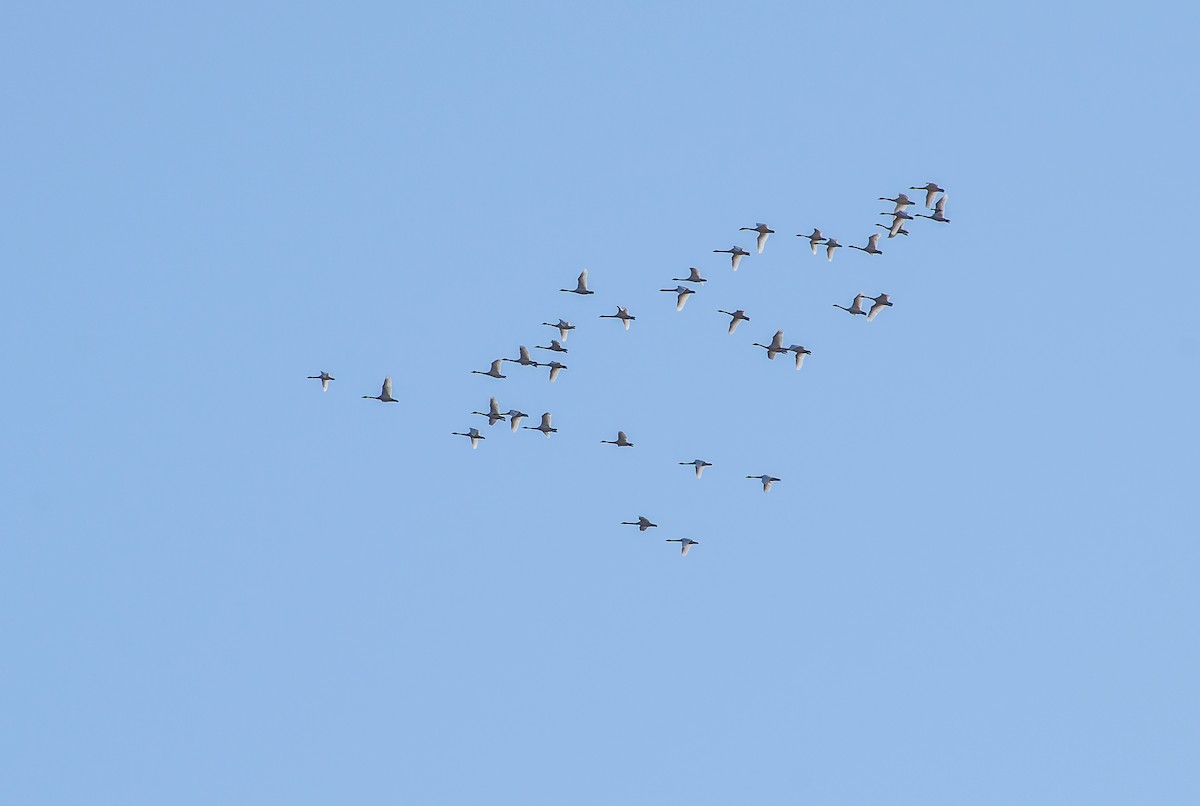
<box><xmin>3</xmin><ymin>2</ymin><xmax>1198</xmax><ymax>803</ymax></box>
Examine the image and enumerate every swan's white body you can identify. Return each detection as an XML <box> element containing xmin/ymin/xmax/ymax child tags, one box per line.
<box><xmin>600</xmin><ymin>307</ymin><xmax>635</xmax><ymax>331</ymax></box>
<box><xmin>834</xmin><ymin>294</ymin><xmax>868</xmax><ymax>316</ymax></box>
<box><xmin>865</xmin><ymin>293</ymin><xmax>893</xmax><ymax>321</ymax></box>
<box><xmin>848</xmin><ymin>233</ymin><xmax>883</xmax><ymax>255</ymax></box>
<box><xmin>739</xmin><ymin>223</ymin><xmax>774</xmax><ymax>254</ymax></box>
<box><xmin>560</xmin><ymin>269</ymin><xmax>594</xmax><ymax>295</ymax></box>
<box><xmin>522</xmin><ymin>412</ymin><xmax>557</xmax><ymax>438</ymax></box>
<box><xmin>666</xmin><ymin>538</ymin><xmax>699</xmax><ymax>556</ymax></box>
<box><xmin>363</xmin><ymin>376</ymin><xmax>398</xmax><ymax>402</ymax></box>
<box><xmin>660</xmin><ymin>285</ymin><xmax>695</xmax><ymax>311</ymax></box>
<box><xmin>786</xmin><ymin>345</ymin><xmax>812</xmax><ymax>370</ymax></box>
<box><xmin>714</xmin><ymin>245</ymin><xmax>750</xmax><ymax>271</ymax></box>
<box><xmin>746</xmin><ymin>474</ymin><xmax>780</xmax><ymax>492</ymax></box>
<box><xmin>601</xmin><ymin>431</ymin><xmax>634</xmax><ymax>447</ymax></box>
<box><xmin>673</xmin><ymin>267</ymin><xmax>706</xmax><ymax>283</ymax></box>
<box><xmin>472</xmin><ymin>359</ymin><xmax>507</xmax><ymax>379</ymax></box>
<box><xmin>718</xmin><ymin>309</ymin><xmax>750</xmax><ymax>334</ymax></box>
<box><xmin>472</xmin><ymin>396</ymin><xmax>507</xmax><ymax>426</ymax></box>
<box><xmin>307</xmin><ymin>371</ymin><xmax>335</xmax><ymax>391</ymax></box>
<box><xmin>680</xmin><ymin>459</ymin><xmax>712</xmax><ymax>478</ymax></box>
<box><xmin>542</xmin><ymin>319</ymin><xmax>575</xmax><ymax>341</ymax></box>
<box><xmin>451</xmin><ymin>427</ymin><xmax>486</xmax><ymax>448</ymax></box>
<box><xmin>752</xmin><ymin>329</ymin><xmax>788</xmax><ymax>359</ymax></box>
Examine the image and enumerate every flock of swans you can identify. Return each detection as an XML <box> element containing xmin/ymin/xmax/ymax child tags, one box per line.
<box><xmin>309</xmin><ymin>182</ymin><xmax>950</xmax><ymax>556</ymax></box>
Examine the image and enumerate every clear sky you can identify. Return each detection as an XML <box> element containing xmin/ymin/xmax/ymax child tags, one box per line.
<box><xmin>3</xmin><ymin>2</ymin><xmax>1198</xmax><ymax>804</ymax></box>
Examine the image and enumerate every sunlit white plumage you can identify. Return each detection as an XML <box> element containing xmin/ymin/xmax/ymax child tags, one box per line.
<box><xmin>503</xmin><ymin>345</ymin><xmax>541</xmax><ymax>368</ymax></box>
<box><xmin>718</xmin><ymin>309</ymin><xmax>750</xmax><ymax>334</ymax></box>
<box><xmin>451</xmin><ymin>427</ymin><xmax>486</xmax><ymax>449</ymax></box>
<box><xmin>621</xmin><ymin>516</ymin><xmax>657</xmax><ymax>531</ymax></box>
<box><xmin>535</xmin><ymin>339</ymin><xmax>568</xmax><ymax>353</ymax></box>
<box><xmin>848</xmin><ymin>233</ymin><xmax>883</xmax><ymax>255</ymax></box>
<box><xmin>504</xmin><ymin>410</ymin><xmax>528</xmax><ymax>432</ymax></box>
<box><xmin>751</xmin><ymin>329</ymin><xmax>788</xmax><ymax>359</ymax></box>
<box><xmin>879</xmin><ymin>192</ymin><xmax>915</xmax><ymax>212</ymax></box>
<box><xmin>666</xmin><ymin>538</ymin><xmax>699</xmax><ymax>556</ymax></box>
<box><xmin>739</xmin><ymin>223</ymin><xmax>775</xmax><ymax>254</ymax></box>
<box><xmin>746</xmin><ymin>474</ymin><xmax>780</xmax><ymax>492</ymax></box>
<box><xmin>522</xmin><ymin>412</ymin><xmax>557</xmax><ymax>438</ymax></box>
<box><xmin>910</xmin><ymin>182</ymin><xmax>946</xmax><ymax>209</ymax></box>
<box><xmin>673</xmin><ymin>267</ymin><xmax>707</xmax><ymax>283</ymax></box>
<box><xmin>876</xmin><ymin>222</ymin><xmax>909</xmax><ymax>237</ymax></box>
<box><xmin>679</xmin><ymin>459</ymin><xmax>712</xmax><ymax>478</ymax></box>
<box><xmin>560</xmin><ymin>269</ymin><xmax>594</xmax><ymax>295</ymax></box>
<box><xmin>660</xmin><ymin>285</ymin><xmax>695</xmax><ymax>311</ymax></box>
<box><xmin>881</xmin><ymin>209</ymin><xmax>914</xmax><ymax>238</ymax></box>
<box><xmin>600</xmin><ymin>306</ymin><xmax>635</xmax><ymax>331</ymax></box>
<box><xmin>472</xmin><ymin>396</ymin><xmax>507</xmax><ymax>426</ymax></box>
<box><xmin>786</xmin><ymin>345</ymin><xmax>812</xmax><ymax>370</ymax></box>
<box><xmin>799</xmin><ymin>228</ymin><xmax>827</xmax><ymax>255</ymax></box>
<box><xmin>914</xmin><ymin>195</ymin><xmax>950</xmax><ymax>222</ymax></box>
<box><xmin>471</xmin><ymin>359</ymin><xmax>507</xmax><ymax>379</ymax></box>
<box><xmin>825</xmin><ymin>238</ymin><xmax>842</xmax><ymax>261</ymax></box>
<box><xmin>714</xmin><ymin>245</ymin><xmax>750</xmax><ymax>271</ymax></box>
<box><xmin>865</xmin><ymin>293</ymin><xmax>893</xmax><ymax>321</ymax></box>
<box><xmin>545</xmin><ymin>361</ymin><xmax>567</xmax><ymax>382</ymax></box>
<box><xmin>541</xmin><ymin>319</ymin><xmax>575</xmax><ymax>341</ymax></box>
<box><xmin>834</xmin><ymin>294</ymin><xmax>868</xmax><ymax>316</ymax></box>
<box><xmin>362</xmin><ymin>376</ymin><xmax>398</xmax><ymax>402</ymax></box>
<box><xmin>601</xmin><ymin>430</ymin><xmax>634</xmax><ymax>447</ymax></box>
<box><xmin>307</xmin><ymin>371</ymin><xmax>334</xmax><ymax>392</ymax></box>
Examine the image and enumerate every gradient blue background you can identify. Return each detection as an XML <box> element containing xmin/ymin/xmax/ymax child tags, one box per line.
<box><xmin>3</xmin><ymin>2</ymin><xmax>1197</xmax><ymax>803</ymax></box>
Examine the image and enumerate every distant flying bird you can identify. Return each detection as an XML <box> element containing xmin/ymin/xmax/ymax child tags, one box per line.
<box><xmin>865</xmin><ymin>293</ymin><xmax>893</xmax><ymax>321</ymax></box>
<box><xmin>666</xmin><ymin>538</ymin><xmax>699</xmax><ymax>556</ymax></box>
<box><xmin>542</xmin><ymin>319</ymin><xmax>575</xmax><ymax>341</ymax></box>
<box><xmin>601</xmin><ymin>431</ymin><xmax>634</xmax><ymax>447</ymax></box>
<box><xmin>621</xmin><ymin>516</ymin><xmax>658</xmax><ymax>531</ymax></box>
<box><xmin>746</xmin><ymin>474</ymin><xmax>780</xmax><ymax>492</ymax></box>
<box><xmin>660</xmin><ymin>285</ymin><xmax>695</xmax><ymax>311</ymax></box>
<box><xmin>545</xmin><ymin>361</ymin><xmax>567</xmax><ymax>382</ymax></box>
<box><xmin>834</xmin><ymin>294</ymin><xmax>868</xmax><ymax>316</ymax></box>
<box><xmin>848</xmin><ymin>233</ymin><xmax>883</xmax><ymax>255</ymax></box>
<box><xmin>910</xmin><ymin>182</ymin><xmax>946</xmax><ymax>208</ymax></box>
<box><xmin>362</xmin><ymin>376</ymin><xmax>398</xmax><ymax>402</ymax></box>
<box><xmin>914</xmin><ymin>195</ymin><xmax>950</xmax><ymax>222</ymax></box>
<box><xmin>881</xmin><ymin>209</ymin><xmax>913</xmax><ymax>238</ymax></box>
<box><xmin>798</xmin><ymin>228</ymin><xmax>827</xmax><ymax>255</ymax></box>
<box><xmin>535</xmin><ymin>339</ymin><xmax>568</xmax><ymax>353</ymax></box>
<box><xmin>503</xmin><ymin>410</ymin><xmax>528</xmax><ymax>432</ymax></box>
<box><xmin>879</xmin><ymin>192</ymin><xmax>915</xmax><ymax>212</ymax></box>
<box><xmin>825</xmin><ymin>238</ymin><xmax>842</xmax><ymax>261</ymax></box>
<box><xmin>451</xmin><ymin>427</ymin><xmax>486</xmax><ymax>449</ymax></box>
<box><xmin>560</xmin><ymin>269</ymin><xmax>594</xmax><ymax>295</ymax></box>
<box><xmin>503</xmin><ymin>345</ymin><xmax>541</xmax><ymax>368</ymax></box>
<box><xmin>522</xmin><ymin>412</ymin><xmax>557</xmax><ymax>438</ymax></box>
<box><xmin>739</xmin><ymin>223</ymin><xmax>775</xmax><ymax>254</ymax></box>
<box><xmin>752</xmin><ymin>329</ymin><xmax>788</xmax><ymax>359</ymax></box>
<box><xmin>472</xmin><ymin>396</ymin><xmax>507</xmax><ymax>426</ymax></box>
<box><xmin>875</xmin><ymin>222</ymin><xmax>909</xmax><ymax>237</ymax></box>
<box><xmin>718</xmin><ymin>309</ymin><xmax>750</xmax><ymax>334</ymax></box>
<box><xmin>307</xmin><ymin>371</ymin><xmax>334</xmax><ymax>392</ymax></box>
<box><xmin>471</xmin><ymin>359</ymin><xmax>507</xmax><ymax>379</ymax></box>
<box><xmin>679</xmin><ymin>459</ymin><xmax>712</xmax><ymax>478</ymax></box>
<box><xmin>714</xmin><ymin>245</ymin><xmax>750</xmax><ymax>271</ymax></box>
<box><xmin>600</xmin><ymin>306</ymin><xmax>636</xmax><ymax>331</ymax></box>
<box><xmin>673</xmin><ymin>267</ymin><xmax>707</xmax><ymax>283</ymax></box>
<box><xmin>786</xmin><ymin>345</ymin><xmax>812</xmax><ymax>370</ymax></box>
